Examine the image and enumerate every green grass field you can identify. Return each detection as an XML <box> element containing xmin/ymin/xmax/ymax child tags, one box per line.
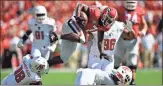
<box><xmin>1</xmin><ymin>68</ymin><xmax>162</xmax><ymax>85</ymax></box>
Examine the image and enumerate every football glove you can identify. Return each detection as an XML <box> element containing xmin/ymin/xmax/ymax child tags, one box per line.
<box><xmin>17</xmin><ymin>39</ymin><xmax>24</xmax><ymax>48</ymax></box>
<box><xmin>49</xmin><ymin>32</ymin><xmax>58</xmax><ymax>44</ymax></box>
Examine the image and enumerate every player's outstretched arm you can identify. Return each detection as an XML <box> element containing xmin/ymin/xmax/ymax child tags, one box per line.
<box><xmin>121</xmin><ymin>20</ymin><xmax>136</xmax><ymax>40</ymax></box>
<box><xmin>138</xmin><ymin>15</ymin><xmax>148</xmax><ymax>37</ymax></box>
<box><xmin>17</xmin><ymin>30</ymin><xmax>32</xmax><ymax>48</ymax></box>
<box><xmin>98</xmin><ymin>31</ymin><xmax>107</xmax><ymax>59</ymax></box>
<box><xmin>75</xmin><ymin>2</ymin><xmax>89</xmax><ymax>17</ymax></box>
<box><xmin>48</xmin><ymin>31</ymin><xmax>59</xmax><ymax>52</ymax></box>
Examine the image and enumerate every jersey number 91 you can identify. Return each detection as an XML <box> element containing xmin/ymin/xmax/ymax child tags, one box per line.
<box><xmin>35</xmin><ymin>31</ymin><xmax>44</xmax><ymax>40</ymax></box>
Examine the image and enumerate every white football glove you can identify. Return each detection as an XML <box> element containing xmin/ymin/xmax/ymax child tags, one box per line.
<box><xmin>41</xmin><ymin>42</ymin><xmax>57</xmax><ymax>52</ymax></box>
<box><xmin>17</xmin><ymin>39</ymin><xmax>24</xmax><ymax>48</ymax></box>
<box><xmin>124</xmin><ymin>20</ymin><xmax>133</xmax><ymax>32</ymax></box>
<box><xmin>47</xmin><ymin>46</ymin><xmax>55</xmax><ymax>52</ymax></box>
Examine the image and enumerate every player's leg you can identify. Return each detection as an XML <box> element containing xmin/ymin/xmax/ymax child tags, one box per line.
<box><xmin>114</xmin><ymin>38</ymin><xmax>126</xmax><ymax>69</ymax></box>
<box><xmin>60</xmin><ymin>39</ymin><xmax>77</xmax><ymax>63</ymax></box>
<box><xmin>101</xmin><ymin>56</ymin><xmax>114</xmax><ymax>72</ymax></box>
<box><xmin>87</xmin><ymin>55</ymin><xmax>101</xmax><ymax>69</ymax></box>
<box><xmin>31</xmin><ymin>47</ymin><xmax>41</xmax><ymax>58</ymax></box>
<box><xmin>75</xmin><ymin>68</ymin><xmax>96</xmax><ymax>85</ymax></box>
<box><xmin>40</xmin><ymin>49</ymin><xmax>50</xmax><ymax>60</ymax></box>
<box><xmin>1</xmin><ymin>78</ymin><xmax>7</xmax><ymax>85</ymax></box>
<box><xmin>60</xmin><ymin>20</ymin><xmax>80</xmax><ymax>63</ymax></box>
<box><xmin>149</xmin><ymin>50</ymin><xmax>154</xmax><ymax>68</ymax></box>
<box><xmin>1</xmin><ymin>73</ymin><xmax>15</xmax><ymax>85</ymax></box>
<box><xmin>126</xmin><ymin>53</ymin><xmax>138</xmax><ymax>85</ymax></box>
<box><xmin>126</xmin><ymin>39</ymin><xmax>139</xmax><ymax>85</ymax></box>
<box><xmin>11</xmin><ymin>52</ymin><xmax>19</xmax><ymax>71</ymax></box>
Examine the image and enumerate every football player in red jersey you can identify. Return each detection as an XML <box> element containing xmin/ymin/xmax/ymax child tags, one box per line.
<box><xmin>59</xmin><ymin>2</ymin><xmax>117</xmax><ymax>64</ymax></box>
<box><xmin>114</xmin><ymin>1</ymin><xmax>148</xmax><ymax>85</ymax></box>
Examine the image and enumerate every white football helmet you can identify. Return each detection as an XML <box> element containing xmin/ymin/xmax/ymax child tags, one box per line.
<box><xmin>30</xmin><ymin>56</ymin><xmax>49</xmax><ymax>75</ymax></box>
<box><xmin>124</xmin><ymin>0</ymin><xmax>138</xmax><ymax>10</ymax></box>
<box><xmin>113</xmin><ymin>66</ymin><xmax>132</xmax><ymax>84</ymax></box>
<box><xmin>33</xmin><ymin>5</ymin><xmax>47</xmax><ymax>23</ymax></box>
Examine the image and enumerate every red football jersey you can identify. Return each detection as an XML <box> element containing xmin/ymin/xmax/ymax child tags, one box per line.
<box><xmin>119</xmin><ymin>6</ymin><xmax>145</xmax><ymax>37</ymax></box>
<box><xmin>85</xmin><ymin>5</ymin><xmax>109</xmax><ymax>32</ymax></box>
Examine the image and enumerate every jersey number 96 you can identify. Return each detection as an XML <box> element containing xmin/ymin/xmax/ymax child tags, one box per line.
<box><xmin>104</xmin><ymin>39</ymin><xmax>116</xmax><ymax>50</ymax></box>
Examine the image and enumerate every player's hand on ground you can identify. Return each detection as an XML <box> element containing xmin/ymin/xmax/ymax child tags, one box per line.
<box><xmin>100</xmin><ymin>53</ymin><xmax>112</xmax><ymax>61</ymax></box>
<box><xmin>17</xmin><ymin>39</ymin><xmax>24</xmax><ymax>48</ymax></box>
<box><xmin>100</xmin><ymin>53</ymin><xmax>108</xmax><ymax>59</ymax></box>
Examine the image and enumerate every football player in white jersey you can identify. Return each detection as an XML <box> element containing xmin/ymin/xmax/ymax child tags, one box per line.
<box><xmin>87</xmin><ymin>6</ymin><xmax>133</xmax><ymax>71</ymax></box>
<box><xmin>75</xmin><ymin>66</ymin><xmax>132</xmax><ymax>85</ymax></box>
<box><xmin>59</xmin><ymin>3</ymin><xmax>112</xmax><ymax>64</ymax></box>
<box><xmin>87</xmin><ymin>6</ymin><xmax>115</xmax><ymax>69</ymax></box>
<box><xmin>1</xmin><ymin>50</ymin><xmax>49</xmax><ymax>85</ymax></box>
<box><xmin>17</xmin><ymin>5</ymin><xmax>58</xmax><ymax>60</ymax></box>
<box><xmin>87</xmin><ymin>31</ymin><xmax>100</xmax><ymax>69</ymax></box>
<box><xmin>98</xmin><ymin>19</ymin><xmax>133</xmax><ymax>71</ymax></box>
<box><xmin>114</xmin><ymin>1</ymin><xmax>148</xmax><ymax>85</ymax></box>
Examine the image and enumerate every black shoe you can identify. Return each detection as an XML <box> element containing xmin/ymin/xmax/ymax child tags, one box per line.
<box><xmin>130</xmin><ymin>80</ymin><xmax>136</xmax><ymax>85</ymax></box>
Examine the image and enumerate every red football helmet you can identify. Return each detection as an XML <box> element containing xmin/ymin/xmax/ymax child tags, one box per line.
<box><xmin>101</xmin><ymin>7</ymin><xmax>117</xmax><ymax>27</ymax></box>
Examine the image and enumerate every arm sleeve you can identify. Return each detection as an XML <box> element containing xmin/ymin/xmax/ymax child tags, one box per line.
<box><xmin>21</xmin><ymin>19</ymin><xmax>33</xmax><ymax>43</ymax></box>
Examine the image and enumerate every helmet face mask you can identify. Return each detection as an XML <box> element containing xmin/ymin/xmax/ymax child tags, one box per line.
<box><xmin>101</xmin><ymin>7</ymin><xmax>117</xmax><ymax>28</ymax></box>
<box><xmin>125</xmin><ymin>1</ymin><xmax>138</xmax><ymax>10</ymax></box>
<box><xmin>34</xmin><ymin>5</ymin><xmax>47</xmax><ymax>23</ymax></box>
<box><xmin>114</xmin><ymin>66</ymin><xmax>132</xmax><ymax>85</ymax></box>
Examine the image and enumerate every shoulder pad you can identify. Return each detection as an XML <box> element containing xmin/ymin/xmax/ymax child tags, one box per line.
<box><xmin>28</xmin><ymin>18</ymin><xmax>36</xmax><ymax>25</ymax></box>
<box><xmin>46</xmin><ymin>17</ymin><xmax>56</xmax><ymax>27</ymax></box>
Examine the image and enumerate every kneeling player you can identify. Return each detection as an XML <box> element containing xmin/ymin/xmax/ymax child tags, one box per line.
<box><xmin>75</xmin><ymin>66</ymin><xmax>132</xmax><ymax>85</ymax></box>
<box><xmin>1</xmin><ymin>53</ymin><xmax>49</xmax><ymax>85</ymax></box>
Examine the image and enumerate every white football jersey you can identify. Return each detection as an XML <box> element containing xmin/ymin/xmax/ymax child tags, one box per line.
<box><xmin>88</xmin><ymin>31</ymin><xmax>100</xmax><ymax>57</ymax></box>
<box><xmin>75</xmin><ymin>68</ymin><xmax>115</xmax><ymax>85</ymax></box>
<box><xmin>28</xmin><ymin>17</ymin><xmax>57</xmax><ymax>49</ymax></box>
<box><xmin>1</xmin><ymin>55</ymin><xmax>41</xmax><ymax>85</ymax></box>
<box><xmin>103</xmin><ymin>21</ymin><xmax>124</xmax><ymax>56</ymax></box>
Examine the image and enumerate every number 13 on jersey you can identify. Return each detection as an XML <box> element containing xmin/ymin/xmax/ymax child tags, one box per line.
<box><xmin>104</xmin><ymin>39</ymin><xmax>116</xmax><ymax>50</ymax></box>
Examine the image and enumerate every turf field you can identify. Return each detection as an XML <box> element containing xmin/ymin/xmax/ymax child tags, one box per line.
<box><xmin>1</xmin><ymin>68</ymin><xmax>162</xmax><ymax>85</ymax></box>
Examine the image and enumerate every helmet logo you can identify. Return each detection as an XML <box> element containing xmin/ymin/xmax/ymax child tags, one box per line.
<box><xmin>36</xmin><ymin>64</ymin><xmax>45</xmax><ymax>70</ymax></box>
<box><xmin>122</xmin><ymin>66</ymin><xmax>131</xmax><ymax>72</ymax></box>
<box><xmin>116</xmin><ymin>72</ymin><xmax>123</xmax><ymax>79</ymax></box>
